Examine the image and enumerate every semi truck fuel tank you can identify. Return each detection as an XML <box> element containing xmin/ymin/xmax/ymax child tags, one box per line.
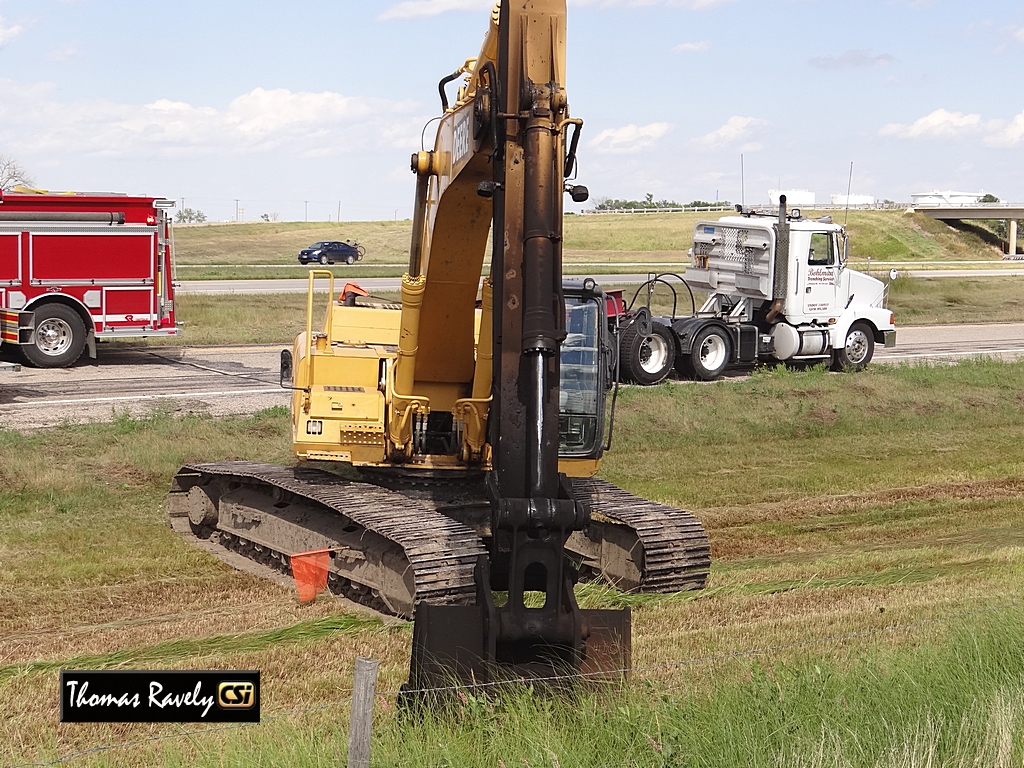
<box><xmin>771</xmin><ymin>323</ymin><xmax>829</xmax><ymax>360</ymax></box>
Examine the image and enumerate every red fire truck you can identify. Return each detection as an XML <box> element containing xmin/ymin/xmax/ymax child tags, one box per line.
<box><xmin>0</xmin><ymin>190</ymin><xmax>179</xmax><ymax>367</ymax></box>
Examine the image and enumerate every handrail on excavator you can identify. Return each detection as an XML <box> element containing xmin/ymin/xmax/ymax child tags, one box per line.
<box><xmin>305</xmin><ymin>270</ymin><xmax>335</xmax><ymax>390</ymax></box>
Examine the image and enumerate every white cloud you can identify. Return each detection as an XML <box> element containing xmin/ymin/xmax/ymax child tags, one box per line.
<box><xmin>1012</xmin><ymin>26</ymin><xmax>1024</xmax><ymax>44</ymax></box>
<box><xmin>694</xmin><ymin>116</ymin><xmax>767</xmax><ymax>148</ymax></box>
<box><xmin>808</xmin><ymin>49</ymin><xmax>894</xmax><ymax>70</ymax></box>
<box><xmin>879</xmin><ymin>107</ymin><xmax>1024</xmax><ymax>148</ymax></box>
<box><xmin>379</xmin><ymin>0</ymin><xmax>491</xmax><ymax>20</ymax></box>
<box><xmin>0</xmin><ymin>80</ymin><xmax>424</xmax><ymax>159</ymax></box>
<box><xmin>674</xmin><ymin>40</ymin><xmax>711</xmax><ymax>53</ymax></box>
<box><xmin>588</xmin><ymin>122</ymin><xmax>670</xmax><ymax>154</ymax></box>
<box><xmin>380</xmin><ymin>0</ymin><xmax>734</xmax><ymax>19</ymax></box>
<box><xmin>879</xmin><ymin>108</ymin><xmax>983</xmax><ymax>140</ymax></box>
<box><xmin>986</xmin><ymin>111</ymin><xmax>1024</xmax><ymax>148</ymax></box>
<box><xmin>0</xmin><ymin>17</ymin><xmax>24</xmax><ymax>48</ymax></box>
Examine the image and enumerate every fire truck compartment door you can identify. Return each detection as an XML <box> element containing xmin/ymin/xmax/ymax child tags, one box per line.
<box><xmin>0</xmin><ymin>233</ymin><xmax>20</xmax><ymax>286</ymax></box>
<box><xmin>102</xmin><ymin>287</ymin><xmax>154</xmax><ymax>330</ymax></box>
<box><xmin>30</xmin><ymin>230</ymin><xmax>154</xmax><ymax>285</ymax></box>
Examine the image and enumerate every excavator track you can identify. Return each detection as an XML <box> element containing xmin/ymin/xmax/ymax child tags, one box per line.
<box><xmin>169</xmin><ymin>461</ymin><xmax>486</xmax><ymax>619</ymax></box>
<box><xmin>570</xmin><ymin>477</ymin><xmax>711</xmax><ymax>593</ymax></box>
<box><xmin>168</xmin><ymin>462</ymin><xmax>711</xmax><ymax>618</ymax></box>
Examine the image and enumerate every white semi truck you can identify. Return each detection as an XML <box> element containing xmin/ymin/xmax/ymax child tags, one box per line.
<box><xmin>618</xmin><ymin>196</ymin><xmax>897</xmax><ymax>383</ymax></box>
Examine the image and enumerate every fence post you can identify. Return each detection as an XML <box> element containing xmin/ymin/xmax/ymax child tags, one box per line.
<box><xmin>347</xmin><ymin>657</ymin><xmax>380</xmax><ymax>768</ymax></box>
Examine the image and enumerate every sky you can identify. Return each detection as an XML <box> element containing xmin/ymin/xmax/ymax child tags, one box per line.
<box><xmin>0</xmin><ymin>0</ymin><xmax>1021</xmax><ymax>221</ymax></box>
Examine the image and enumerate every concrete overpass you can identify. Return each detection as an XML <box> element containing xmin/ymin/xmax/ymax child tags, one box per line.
<box><xmin>913</xmin><ymin>204</ymin><xmax>1024</xmax><ymax>257</ymax></box>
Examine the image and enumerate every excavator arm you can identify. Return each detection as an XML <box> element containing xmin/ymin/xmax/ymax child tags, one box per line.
<box><xmin>405</xmin><ymin>0</ymin><xmax>630</xmax><ymax>690</ymax></box>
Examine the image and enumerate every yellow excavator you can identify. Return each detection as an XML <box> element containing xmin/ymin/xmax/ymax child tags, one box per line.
<box><xmin>169</xmin><ymin>0</ymin><xmax>710</xmax><ymax>686</ymax></box>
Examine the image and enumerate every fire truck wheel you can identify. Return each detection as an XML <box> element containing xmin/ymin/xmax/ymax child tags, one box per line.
<box><xmin>831</xmin><ymin>321</ymin><xmax>874</xmax><ymax>371</ymax></box>
<box><xmin>21</xmin><ymin>303</ymin><xmax>87</xmax><ymax>368</ymax></box>
<box><xmin>619</xmin><ymin>321</ymin><xmax>675</xmax><ymax>385</ymax></box>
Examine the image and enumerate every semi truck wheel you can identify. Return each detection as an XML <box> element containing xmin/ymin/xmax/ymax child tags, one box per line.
<box><xmin>678</xmin><ymin>325</ymin><xmax>730</xmax><ymax>381</ymax></box>
<box><xmin>619</xmin><ymin>322</ymin><xmax>675</xmax><ymax>385</ymax></box>
<box><xmin>21</xmin><ymin>303</ymin><xmax>87</xmax><ymax>368</ymax></box>
<box><xmin>831</xmin><ymin>321</ymin><xmax>874</xmax><ymax>371</ymax></box>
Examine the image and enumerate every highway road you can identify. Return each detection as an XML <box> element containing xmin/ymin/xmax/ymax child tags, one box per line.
<box><xmin>0</xmin><ymin>345</ymin><xmax>288</xmax><ymax>430</ymax></box>
<box><xmin>1</xmin><ymin>323</ymin><xmax>1021</xmax><ymax>431</ymax></box>
<box><xmin>177</xmin><ymin>269</ymin><xmax>1024</xmax><ymax>295</ymax></box>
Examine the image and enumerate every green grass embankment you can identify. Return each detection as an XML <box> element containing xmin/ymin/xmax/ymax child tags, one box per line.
<box><xmin>2</xmin><ymin>360</ymin><xmax>1023</xmax><ymax>765</ymax></box>
<box><xmin>172</xmin><ymin>210</ymin><xmax>1014</xmax><ymax>280</ymax></box>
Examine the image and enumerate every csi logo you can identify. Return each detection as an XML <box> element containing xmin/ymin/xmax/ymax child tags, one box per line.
<box><xmin>217</xmin><ymin>682</ymin><xmax>256</xmax><ymax>709</ymax></box>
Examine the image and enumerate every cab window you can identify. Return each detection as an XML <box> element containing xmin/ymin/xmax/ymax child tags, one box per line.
<box><xmin>808</xmin><ymin>232</ymin><xmax>835</xmax><ymax>266</ymax></box>
<box><xmin>559</xmin><ymin>296</ymin><xmax>602</xmax><ymax>456</ymax></box>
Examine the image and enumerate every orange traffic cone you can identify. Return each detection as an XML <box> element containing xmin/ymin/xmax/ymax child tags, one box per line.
<box><xmin>290</xmin><ymin>548</ymin><xmax>331</xmax><ymax>604</ymax></box>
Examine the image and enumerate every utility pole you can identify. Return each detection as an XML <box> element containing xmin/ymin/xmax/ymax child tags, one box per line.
<box><xmin>305</xmin><ymin>201</ymin><xmax>309</xmax><ymax>222</ymax></box>
<box><xmin>234</xmin><ymin>199</ymin><xmax>240</xmax><ymax>223</ymax></box>
<box><xmin>337</xmin><ymin>200</ymin><xmax>341</xmax><ymax>223</ymax></box>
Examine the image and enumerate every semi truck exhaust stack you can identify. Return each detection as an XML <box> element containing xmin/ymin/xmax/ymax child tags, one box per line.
<box><xmin>766</xmin><ymin>194</ymin><xmax>790</xmax><ymax>323</ymax></box>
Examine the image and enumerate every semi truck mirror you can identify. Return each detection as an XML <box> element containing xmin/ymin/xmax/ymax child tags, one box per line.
<box><xmin>280</xmin><ymin>349</ymin><xmax>293</xmax><ymax>388</ymax></box>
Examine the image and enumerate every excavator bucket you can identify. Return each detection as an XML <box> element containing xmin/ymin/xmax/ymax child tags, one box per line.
<box><xmin>407</xmin><ymin>604</ymin><xmax>631</xmax><ymax>694</ymax></box>
<box><xmin>405</xmin><ymin>557</ymin><xmax>630</xmax><ymax>696</ymax></box>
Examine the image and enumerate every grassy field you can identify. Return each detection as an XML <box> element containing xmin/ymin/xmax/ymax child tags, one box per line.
<box><xmin>2</xmin><ymin>359</ymin><xmax>1023</xmax><ymax>765</ymax></box>
<box><xmin>171</xmin><ymin>210</ymin><xmax>1017</xmax><ymax>279</ymax></box>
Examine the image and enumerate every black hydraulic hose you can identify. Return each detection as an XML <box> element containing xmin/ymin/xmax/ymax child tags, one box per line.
<box><xmin>478</xmin><ymin>61</ymin><xmax>500</xmax><ymax>161</ymax></box>
<box><xmin>419</xmin><ymin>116</ymin><xmax>441</xmax><ymax>150</ymax></box>
<box><xmin>657</xmin><ymin>272</ymin><xmax>696</xmax><ymax>317</ymax></box>
<box><xmin>627</xmin><ymin>279</ymin><xmax>677</xmax><ymax>319</ymax></box>
<box><xmin>564</xmin><ymin>122</ymin><xmax>582</xmax><ymax>179</ymax></box>
<box><xmin>625</xmin><ymin>273</ymin><xmax>696</xmax><ymax>320</ymax></box>
<box><xmin>437</xmin><ymin>69</ymin><xmax>464</xmax><ymax>112</ymax></box>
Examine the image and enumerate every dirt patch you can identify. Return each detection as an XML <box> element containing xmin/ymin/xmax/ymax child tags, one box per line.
<box><xmin>808</xmin><ymin>402</ymin><xmax>839</xmax><ymax>425</ymax></box>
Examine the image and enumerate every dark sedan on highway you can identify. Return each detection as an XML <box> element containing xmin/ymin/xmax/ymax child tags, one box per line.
<box><xmin>298</xmin><ymin>240</ymin><xmax>366</xmax><ymax>265</ymax></box>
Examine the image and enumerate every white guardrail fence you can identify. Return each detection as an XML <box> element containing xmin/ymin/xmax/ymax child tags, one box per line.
<box><xmin>583</xmin><ymin>203</ymin><xmax>912</xmax><ymax>215</ymax></box>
